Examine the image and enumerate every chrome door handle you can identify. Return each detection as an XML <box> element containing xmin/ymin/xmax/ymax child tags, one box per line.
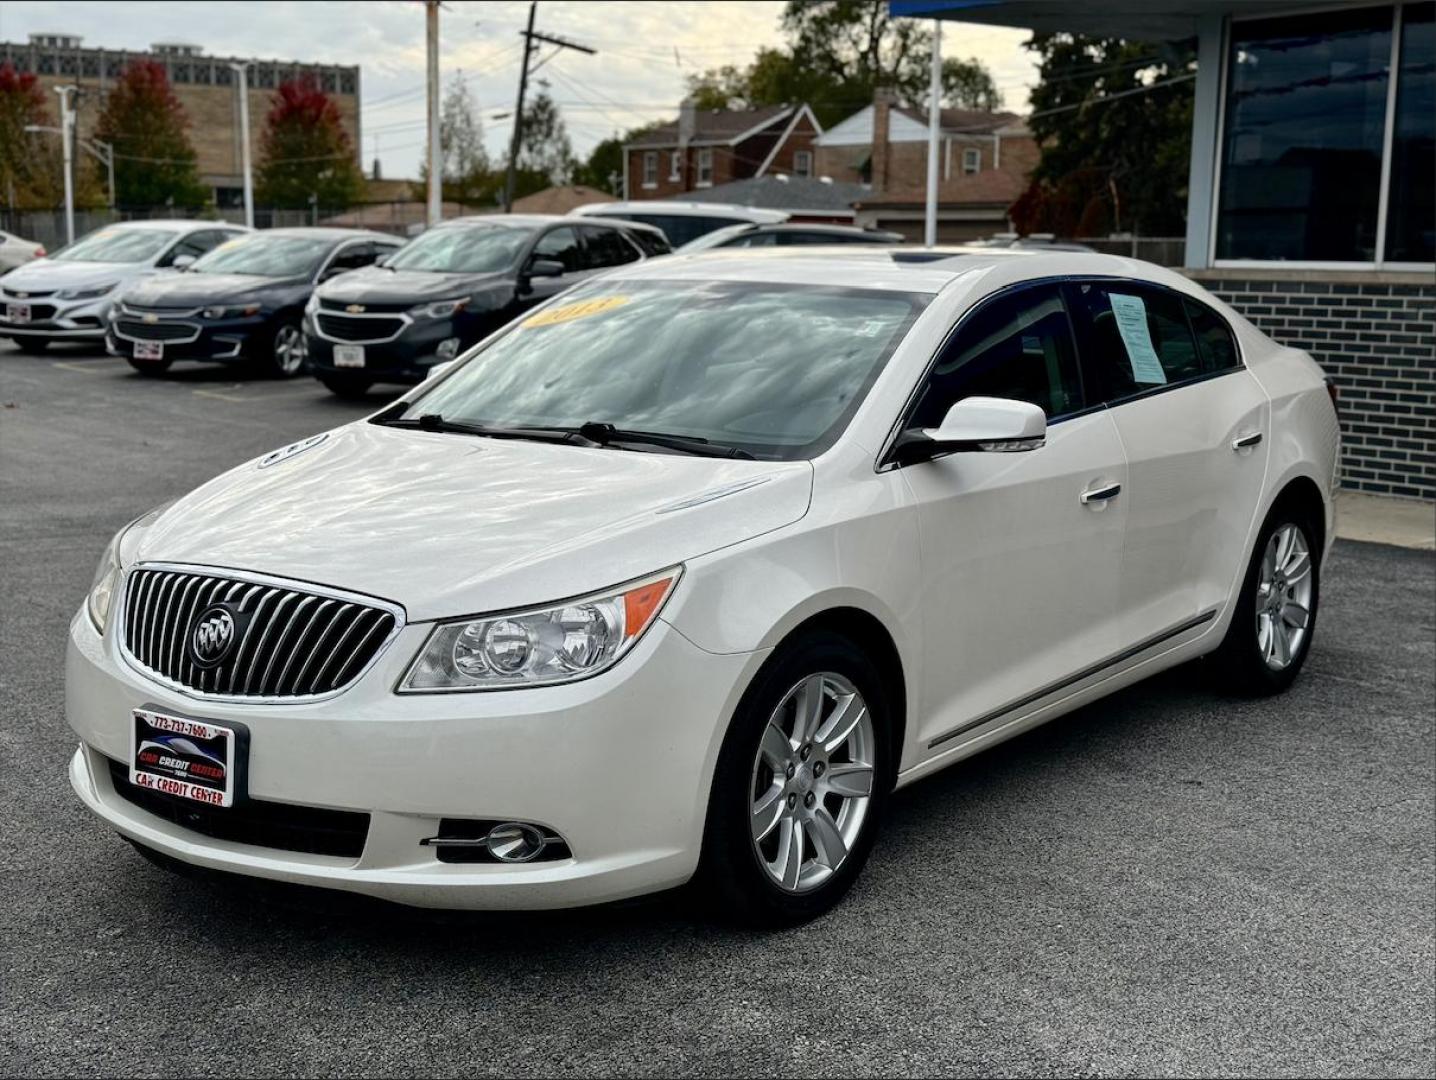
<box><xmin>1232</xmin><ymin>432</ymin><xmax>1263</xmax><ymax>450</ymax></box>
<box><xmin>1080</xmin><ymin>482</ymin><xmax>1122</xmax><ymax>505</ymax></box>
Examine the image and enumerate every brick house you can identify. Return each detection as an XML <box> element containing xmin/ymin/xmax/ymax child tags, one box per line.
<box><xmin>815</xmin><ymin>91</ymin><xmax>1038</xmax><ymax>242</ymax></box>
<box><xmin>624</xmin><ymin>101</ymin><xmax>822</xmax><ymax>200</ymax></box>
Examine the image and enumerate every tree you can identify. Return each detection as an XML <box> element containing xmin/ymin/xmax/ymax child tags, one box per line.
<box><xmin>0</xmin><ymin>62</ymin><xmax>54</xmax><ymax>208</ymax></box>
<box><xmin>254</xmin><ymin>75</ymin><xmax>364</xmax><ymax>209</ymax></box>
<box><xmin>94</xmin><ymin>59</ymin><xmax>208</xmax><ymax>208</ymax></box>
<box><xmin>440</xmin><ymin>71</ymin><xmax>492</xmax><ymax>201</ymax></box>
<box><xmin>572</xmin><ymin>121</ymin><xmax>663</xmax><ymax>194</ymax></box>
<box><xmin>513</xmin><ymin>86</ymin><xmax>573</xmax><ymax>193</ymax></box>
<box><xmin>1011</xmin><ymin>34</ymin><xmax>1195</xmax><ymax>237</ymax></box>
<box><xmin>686</xmin><ymin>2</ymin><xmax>1002</xmax><ymax>125</ymax></box>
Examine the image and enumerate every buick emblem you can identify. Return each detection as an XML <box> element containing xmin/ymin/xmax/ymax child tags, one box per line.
<box><xmin>189</xmin><ymin>605</ymin><xmax>237</xmax><ymax>668</ymax></box>
<box><xmin>345</xmin><ymin>303</ymin><xmax>365</xmax><ymax>313</ymax></box>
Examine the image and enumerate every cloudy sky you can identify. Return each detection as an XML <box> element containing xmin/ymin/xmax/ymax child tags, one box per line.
<box><xmin>0</xmin><ymin>1</ymin><xmax>1038</xmax><ymax>179</ymax></box>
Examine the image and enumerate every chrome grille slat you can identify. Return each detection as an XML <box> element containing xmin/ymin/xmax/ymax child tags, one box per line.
<box><xmin>119</xmin><ymin>567</ymin><xmax>399</xmax><ymax>701</ymax></box>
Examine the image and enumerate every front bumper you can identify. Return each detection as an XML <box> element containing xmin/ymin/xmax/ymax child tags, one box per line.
<box><xmin>305</xmin><ymin>313</ymin><xmax>474</xmax><ymax>384</ymax></box>
<box><xmin>66</xmin><ymin>602</ymin><xmax>760</xmax><ymax>910</ymax></box>
<box><xmin>0</xmin><ymin>295</ymin><xmax>111</xmax><ymax>339</ymax></box>
<box><xmin>107</xmin><ymin>312</ymin><xmax>267</xmax><ymax>364</ymax></box>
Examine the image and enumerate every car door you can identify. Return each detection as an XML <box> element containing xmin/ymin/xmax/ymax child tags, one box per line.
<box><xmin>520</xmin><ymin>226</ymin><xmax>586</xmax><ymax>308</ymax></box>
<box><xmin>897</xmin><ymin>282</ymin><xmax>1130</xmax><ymax>754</ymax></box>
<box><xmin>1066</xmin><ymin>280</ymin><xmax>1270</xmax><ymax>647</ymax></box>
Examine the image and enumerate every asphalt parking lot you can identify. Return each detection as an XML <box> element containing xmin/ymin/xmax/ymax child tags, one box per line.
<box><xmin>2</xmin><ymin>342</ymin><xmax>1433</xmax><ymax>1078</ymax></box>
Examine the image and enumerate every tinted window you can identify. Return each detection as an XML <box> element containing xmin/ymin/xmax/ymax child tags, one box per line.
<box><xmin>911</xmin><ymin>284</ymin><xmax>1084</xmax><ymax>427</ymax></box>
<box><xmin>1386</xmin><ymin>2</ymin><xmax>1435</xmax><ymax>263</ymax></box>
<box><xmin>1069</xmin><ymin>283</ymin><xmax>1202</xmax><ymax>401</ymax></box>
<box><xmin>532</xmin><ymin>227</ymin><xmax>584</xmax><ymax>273</ymax></box>
<box><xmin>1216</xmin><ymin>6</ymin><xmax>1394</xmax><ymax>261</ymax></box>
<box><xmin>408</xmin><ymin>280</ymin><xmax>927</xmax><ymax>461</ymax></box>
<box><xmin>625</xmin><ymin>229</ymin><xmax>671</xmax><ymax>257</ymax></box>
<box><xmin>615</xmin><ymin>214</ymin><xmax>747</xmax><ymax>247</ymax></box>
<box><xmin>1185</xmin><ymin>300</ymin><xmax>1242</xmax><ymax>373</ymax></box>
<box><xmin>579</xmin><ymin>226</ymin><xmax>641</xmax><ymax>269</ymax></box>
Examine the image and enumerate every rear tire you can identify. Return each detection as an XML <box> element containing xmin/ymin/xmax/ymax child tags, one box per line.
<box><xmin>12</xmin><ymin>338</ymin><xmax>49</xmax><ymax>354</ymax></box>
<box><xmin>695</xmin><ymin>631</ymin><xmax>893</xmax><ymax>927</ymax></box>
<box><xmin>1213</xmin><ymin>503</ymin><xmax>1321</xmax><ymax>695</ymax></box>
<box><xmin>320</xmin><ymin>373</ymin><xmax>374</xmax><ymax>399</ymax></box>
<box><xmin>126</xmin><ymin>355</ymin><xmax>172</xmax><ymax>376</ymax></box>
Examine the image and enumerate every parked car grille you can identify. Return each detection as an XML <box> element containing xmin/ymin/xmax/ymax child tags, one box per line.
<box><xmin>4</xmin><ymin>303</ymin><xmax>57</xmax><ymax>321</ymax></box>
<box><xmin>115</xmin><ymin>318</ymin><xmax>199</xmax><ymax>342</ymax></box>
<box><xmin>1</xmin><ymin>287</ymin><xmax>56</xmax><ymax>299</ymax></box>
<box><xmin>121</xmin><ymin>567</ymin><xmax>400</xmax><ymax>699</ymax></box>
<box><xmin>107</xmin><ymin>758</ymin><xmax>370</xmax><ymax>858</ymax></box>
<box><xmin>316</xmin><ymin>312</ymin><xmax>407</xmax><ymax>342</ymax></box>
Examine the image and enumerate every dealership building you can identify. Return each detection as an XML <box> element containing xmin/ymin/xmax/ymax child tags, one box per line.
<box><xmin>0</xmin><ymin>32</ymin><xmax>361</xmax><ymax>210</ymax></box>
<box><xmin>894</xmin><ymin>1</ymin><xmax>1435</xmax><ymax>501</ymax></box>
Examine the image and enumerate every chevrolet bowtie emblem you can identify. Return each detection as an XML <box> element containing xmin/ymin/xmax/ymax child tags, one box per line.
<box><xmin>345</xmin><ymin>304</ymin><xmax>365</xmax><ymax>313</ymax></box>
<box><xmin>142</xmin><ymin>313</ymin><xmax>158</xmax><ymax>323</ymax></box>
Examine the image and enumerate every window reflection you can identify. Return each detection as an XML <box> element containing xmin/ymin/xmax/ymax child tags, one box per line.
<box><xmin>1387</xmin><ymin>3</ymin><xmax>1436</xmax><ymax>263</ymax></box>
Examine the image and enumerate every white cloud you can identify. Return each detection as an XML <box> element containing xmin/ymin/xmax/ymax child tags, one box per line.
<box><xmin>0</xmin><ymin>0</ymin><xmax>1037</xmax><ymax>180</ymax></box>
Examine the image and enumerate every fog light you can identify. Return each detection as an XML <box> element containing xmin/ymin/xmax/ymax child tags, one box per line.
<box><xmin>486</xmin><ymin>822</ymin><xmax>547</xmax><ymax>863</ymax></box>
<box><xmin>436</xmin><ymin>337</ymin><xmax>460</xmax><ymax>360</ymax></box>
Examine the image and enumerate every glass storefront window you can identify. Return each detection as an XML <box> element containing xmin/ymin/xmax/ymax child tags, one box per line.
<box><xmin>1386</xmin><ymin>3</ymin><xmax>1435</xmax><ymax>263</ymax></box>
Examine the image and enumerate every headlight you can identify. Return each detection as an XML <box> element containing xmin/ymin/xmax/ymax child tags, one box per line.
<box><xmin>409</xmin><ymin>296</ymin><xmax>469</xmax><ymax>319</ymax></box>
<box><xmin>305</xmin><ymin>293</ymin><xmax>320</xmax><ymax>316</ymax></box>
<box><xmin>399</xmin><ymin>568</ymin><xmax>681</xmax><ymax>692</ymax></box>
<box><xmin>87</xmin><ymin>533</ymin><xmax>124</xmax><ymax>633</ymax></box>
<box><xmin>57</xmin><ymin>282</ymin><xmax>116</xmax><ymax>300</ymax></box>
<box><xmin>201</xmin><ymin>302</ymin><xmax>261</xmax><ymax>319</ymax></box>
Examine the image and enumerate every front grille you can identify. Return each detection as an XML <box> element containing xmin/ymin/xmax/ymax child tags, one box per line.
<box><xmin>4</xmin><ymin>303</ymin><xmax>57</xmax><ymax>321</ymax></box>
<box><xmin>2</xmin><ymin>288</ymin><xmax>56</xmax><ymax>299</ymax></box>
<box><xmin>316</xmin><ymin>311</ymin><xmax>407</xmax><ymax>342</ymax></box>
<box><xmin>107</xmin><ymin>758</ymin><xmax>369</xmax><ymax>859</ymax></box>
<box><xmin>122</xmin><ymin>567</ymin><xmax>400</xmax><ymax>699</ymax></box>
<box><xmin>320</xmin><ymin>297</ymin><xmax>409</xmax><ymax>313</ymax></box>
<box><xmin>115</xmin><ymin>318</ymin><xmax>198</xmax><ymax>342</ymax></box>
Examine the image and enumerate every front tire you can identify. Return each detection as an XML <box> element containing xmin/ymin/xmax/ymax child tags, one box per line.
<box><xmin>1214</xmin><ymin>505</ymin><xmax>1320</xmax><ymax>694</ymax></box>
<box><xmin>696</xmin><ymin>631</ymin><xmax>893</xmax><ymax>926</ymax></box>
<box><xmin>12</xmin><ymin>337</ymin><xmax>49</xmax><ymax>354</ymax></box>
<box><xmin>262</xmin><ymin>319</ymin><xmax>307</xmax><ymax>378</ymax></box>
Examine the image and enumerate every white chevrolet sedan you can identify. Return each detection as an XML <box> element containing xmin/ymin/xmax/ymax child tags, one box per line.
<box><xmin>67</xmin><ymin>250</ymin><xmax>1340</xmax><ymax>925</ymax></box>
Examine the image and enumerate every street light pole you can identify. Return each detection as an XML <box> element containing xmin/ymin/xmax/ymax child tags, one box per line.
<box><xmin>925</xmin><ymin>21</ymin><xmax>941</xmax><ymax>248</ymax></box>
<box><xmin>230</xmin><ymin>63</ymin><xmax>254</xmax><ymax>229</ymax></box>
<box><xmin>425</xmin><ymin>0</ymin><xmax>442</xmax><ymax>227</ymax></box>
<box><xmin>55</xmin><ymin>86</ymin><xmax>77</xmax><ymax>247</ymax></box>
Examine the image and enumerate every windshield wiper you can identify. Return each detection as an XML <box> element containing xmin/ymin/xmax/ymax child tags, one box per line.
<box><xmin>574</xmin><ymin>422</ymin><xmax>754</xmax><ymax>460</ymax></box>
<box><xmin>373</xmin><ymin>410</ymin><xmax>599</xmax><ymax>446</ymax></box>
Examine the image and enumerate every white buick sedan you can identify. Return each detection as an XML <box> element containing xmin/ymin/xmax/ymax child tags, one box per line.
<box><xmin>67</xmin><ymin>250</ymin><xmax>1339</xmax><ymax>925</ymax></box>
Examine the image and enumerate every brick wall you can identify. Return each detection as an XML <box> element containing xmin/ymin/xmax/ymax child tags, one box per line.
<box><xmin>1187</xmin><ymin>270</ymin><xmax>1436</xmax><ymax>501</ymax></box>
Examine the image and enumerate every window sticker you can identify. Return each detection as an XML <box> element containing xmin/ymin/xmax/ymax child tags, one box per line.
<box><xmin>521</xmin><ymin>295</ymin><xmax>631</xmax><ymax>329</ymax></box>
<box><xmin>856</xmin><ymin>319</ymin><xmax>887</xmax><ymax>338</ymax></box>
<box><xmin>1107</xmin><ymin>292</ymin><xmax>1167</xmax><ymax>385</ymax></box>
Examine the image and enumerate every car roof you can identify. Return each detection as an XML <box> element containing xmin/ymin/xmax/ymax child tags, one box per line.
<box><xmin>257</xmin><ymin>226</ymin><xmax>400</xmax><ymax>242</ymax></box>
<box><xmin>569</xmin><ymin>201</ymin><xmax>789</xmax><ymax>224</ymax></box>
<box><xmin>593</xmin><ymin>248</ymin><xmax>1201</xmax><ymax>297</ymax></box>
<box><xmin>105</xmin><ymin>219</ymin><xmax>240</xmax><ymax>233</ymax></box>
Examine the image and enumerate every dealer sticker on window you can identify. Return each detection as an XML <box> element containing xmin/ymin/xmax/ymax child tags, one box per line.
<box><xmin>521</xmin><ymin>295</ymin><xmax>630</xmax><ymax>329</ymax></box>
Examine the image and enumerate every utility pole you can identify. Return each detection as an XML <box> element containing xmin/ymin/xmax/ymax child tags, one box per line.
<box><xmin>55</xmin><ymin>86</ymin><xmax>77</xmax><ymax>247</ymax></box>
<box><xmin>230</xmin><ymin>63</ymin><xmax>254</xmax><ymax>229</ymax></box>
<box><xmin>425</xmin><ymin>0</ymin><xmax>442</xmax><ymax>227</ymax></box>
<box><xmin>924</xmin><ymin>20</ymin><xmax>941</xmax><ymax>247</ymax></box>
<box><xmin>503</xmin><ymin>2</ymin><xmax>594</xmax><ymax>212</ymax></box>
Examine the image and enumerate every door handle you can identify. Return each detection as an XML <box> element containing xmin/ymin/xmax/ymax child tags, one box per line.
<box><xmin>1232</xmin><ymin>432</ymin><xmax>1263</xmax><ymax>451</ymax></box>
<box><xmin>1080</xmin><ymin>482</ymin><xmax>1122</xmax><ymax>505</ymax></box>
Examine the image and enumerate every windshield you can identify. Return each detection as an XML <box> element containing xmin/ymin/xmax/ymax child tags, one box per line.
<box><xmin>405</xmin><ymin>279</ymin><xmax>927</xmax><ymax>460</ymax></box>
<box><xmin>385</xmin><ymin>225</ymin><xmax>532</xmax><ymax>273</ymax></box>
<box><xmin>53</xmin><ymin>228</ymin><xmax>174</xmax><ymax>264</ymax></box>
<box><xmin>677</xmin><ymin>225</ymin><xmax>755</xmax><ymax>253</ymax></box>
<box><xmin>190</xmin><ymin>234</ymin><xmax>333</xmax><ymax>277</ymax></box>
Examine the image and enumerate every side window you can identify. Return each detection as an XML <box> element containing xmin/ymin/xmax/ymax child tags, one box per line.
<box><xmin>578</xmin><ymin>226</ymin><xmax>640</xmax><ymax>269</ymax></box>
<box><xmin>1185</xmin><ymin>299</ymin><xmax>1242</xmax><ymax>373</ymax></box>
<box><xmin>909</xmin><ymin>284</ymin><xmax>1085</xmax><ymax>428</ymax></box>
<box><xmin>738</xmin><ymin>232</ymin><xmax>779</xmax><ymax>247</ymax></box>
<box><xmin>532</xmin><ymin>227</ymin><xmax>584</xmax><ymax>273</ymax></box>
<box><xmin>158</xmin><ymin>230</ymin><xmax>213</xmax><ymax>265</ymax></box>
<box><xmin>325</xmin><ymin>242</ymin><xmax>377</xmax><ymax>275</ymax></box>
<box><xmin>1069</xmin><ymin>282</ymin><xmax>1203</xmax><ymax>401</ymax></box>
<box><xmin>625</xmin><ymin>229</ymin><xmax>670</xmax><ymax>257</ymax></box>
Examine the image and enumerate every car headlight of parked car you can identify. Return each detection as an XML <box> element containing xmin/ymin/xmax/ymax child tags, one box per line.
<box><xmin>57</xmin><ymin>282</ymin><xmax>116</xmax><ymax>300</ymax></box>
<box><xmin>201</xmin><ymin>303</ymin><xmax>262</xmax><ymax>319</ymax></box>
<box><xmin>304</xmin><ymin>293</ymin><xmax>321</xmax><ymax>316</ymax></box>
<box><xmin>86</xmin><ymin>503</ymin><xmax>171</xmax><ymax>633</ymax></box>
<box><xmin>399</xmin><ymin>568</ymin><xmax>681</xmax><ymax>692</ymax></box>
<box><xmin>409</xmin><ymin>297</ymin><xmax>469</xmax><ymax>319</ymax></box>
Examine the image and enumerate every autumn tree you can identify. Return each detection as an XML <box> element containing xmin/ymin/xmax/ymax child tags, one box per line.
<box><xmin>94</xmin><ymin>59</ymin><xmax>207</xmax><ymax>208</ymax></box>
<box><xmin>254</xmin><ymin>75</ymin><xmax>364</xmax><ymax>209</ymax></box>
<box><xmin>0</xmin><ymin>62</ymin><xmax>54</xmax><ymax>208</ymax></box>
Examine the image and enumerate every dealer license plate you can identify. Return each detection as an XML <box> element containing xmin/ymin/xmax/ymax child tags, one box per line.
<box><xmin>134</xmin><ymin>340</ymin><xmax>164</xmax><ymax>360</ymax></box>
<box><xmin>334</xmin><ymin>344</ymin><xmax>365</xmax><ymax>368</ymax></box>
<box><xmin>130</xmin><ymin>709</ymin><xmax>240</xmax><ymax>807</ymax></box>
<box><xmin>6</xmin><ymin>303</ymin><xmax>31</xmax><ymax>324</ymax></box>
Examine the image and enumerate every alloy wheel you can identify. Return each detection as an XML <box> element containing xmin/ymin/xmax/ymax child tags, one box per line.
<box><xmin>1255</xmin><ymin>522</ymin><xmax>1313</xmax><ymax>671</ymax></box>
<box><xmin>273</xmin><ymin>324</ymin><xmax>307</xmax><ymax>375</ymax></box>
<box><xmin>749</xmin><ymin>672</ymin><xmax>875</xmax><ymax>894</ymax></box>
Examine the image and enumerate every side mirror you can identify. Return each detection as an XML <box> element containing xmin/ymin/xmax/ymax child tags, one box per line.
<box><xmin>893</xmin><ymin>396</ymin><xmax>1047</xmax><ymax>464</ymax></box>
<box><xmin>525</xmin><ymin>258</ymin><xmax>565</xmax><ymax>279</ymax></box>
<box><xmin>171</xmin><ymin>254</ymin><xmax>196</xmax><ymax>270</ymax></box>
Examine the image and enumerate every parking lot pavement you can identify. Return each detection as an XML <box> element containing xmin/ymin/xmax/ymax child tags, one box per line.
<box><xmin>2</xmin><ymin>341</ymin><xmax>1432</xmax><ymax>1078</ymax></box>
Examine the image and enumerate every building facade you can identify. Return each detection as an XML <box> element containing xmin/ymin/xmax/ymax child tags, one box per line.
<box><xmin>893</xmin><ymin>0</ymin><xmax>1435</xmax><ymax>500</ymax></box>
<box><xmin>624</xmin><ymin>102</ymin><xmax>821</xmax><ymax>200</ymax></box>
<box><xmin>0</xmin><ymin>32</ymin><xmax>361</xmax><ymax>208</ymax></box>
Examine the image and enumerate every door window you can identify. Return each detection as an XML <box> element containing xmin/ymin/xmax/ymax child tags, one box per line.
<box><xmin>1184</xmin><ymin>300</ymin><xmax>1242</xmax><ymax>374</ymax></box>
<box><xmin>578</xmin><ymin>226</ymin><xmax>641</xmax><ymax>269</ymax></box>
<box><xmin>324</xmin><ymin>242</ymin><xmax>380</xmax><ymax>277</ymax></box>
<box><xmin>908</xmin><ymin>284</ymin><xmax>1085</xmax><ymax>429</ymax></box>
<box><xmin>1068</xmin><ymin>283</ymin><xmax>1205</xmax><ymax>401</ymax></box>
<box><xmin>531</xmin><ymin>227</ymin><xmax>584</xmax><ymax>273</ymax></box>
<box><xmin>159</xmin><ymin>230</ymin><xmax>219</xmax><ymax>266</ymax></box>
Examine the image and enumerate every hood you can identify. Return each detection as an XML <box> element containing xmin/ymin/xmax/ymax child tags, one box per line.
<box><xmin>133</xmin><ymin>421</ymin><xmax>813</xmax><ymax>621</ymax></box>
<box><xmin>0</xmin><ymin>259</ymin><xmax>144</xmax><ymax>292</ymax></box>
<box><xmin>122</xmin><ymin>272</ymin><xmax>303</xmax><ymax>307</ymax></box>
<box><xmin>317</xmin><ymin>265</ymin><xmax>508</xmax><ymax>305</ymax></box>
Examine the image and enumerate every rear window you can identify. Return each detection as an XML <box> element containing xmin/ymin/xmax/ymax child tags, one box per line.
<box><xmin>625</xmin><ymin>228</ymin><xmax>671</xmax><ymax>257</ymax></box>
<box><xmin>1185</xmin><ymin>299</ymin><xmax>1242</xmax><ymax>373</ymax></box>
<box><xmin>611</xmin><ymin>214</ymin><xmax>752</xmax><ymax>247</ymax></box>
